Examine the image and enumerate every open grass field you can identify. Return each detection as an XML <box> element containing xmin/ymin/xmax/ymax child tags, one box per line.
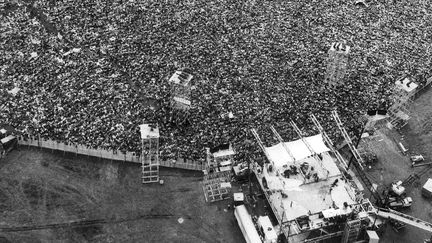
<box><xmin>0</xmin><ymin>148</ymin><xmax>243</xmax><ymax>243</ymax></box>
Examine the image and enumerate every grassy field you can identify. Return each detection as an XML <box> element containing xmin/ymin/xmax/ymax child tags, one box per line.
<box><xmin>0</xmin><ymin>149</ymin><xmax>243</xmax><ymax>243</ymax></box>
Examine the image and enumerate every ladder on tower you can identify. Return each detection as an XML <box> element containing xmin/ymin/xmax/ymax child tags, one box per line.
<box><xmin>140</xmin><ymin>124</ymin><xmax>160</xmax><ymax>184</ymax></box>
<box><xmin>331</xmin><ymin>110</ymin><xmax>365</xmax><ymax>170</ymax></box>
<box><xmin>310</xmin><ymin>114</ymin><xmax>348</xmax><ymax>168</ymax></box>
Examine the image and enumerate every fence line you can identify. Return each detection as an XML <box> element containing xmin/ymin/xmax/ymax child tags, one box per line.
<box><xmin>17</xmin><ymin>136</ymin><xmax>205</xmax><ymax>171</ymax></box>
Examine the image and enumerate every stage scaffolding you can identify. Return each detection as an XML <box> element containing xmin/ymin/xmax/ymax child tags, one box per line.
<box><xmin>325</xmin><ymin>42</ymin><xmax>350</xmax><ymax>87</ymax></box>
<box><xmin>139</xmin><ymin>124</ymin><xmax>160</xmax><ymax>183</ymax></box>
<box><xmin>250</xmin><ymin>124</ymin><xmax>377</xmax><ymax>242</ymax></box>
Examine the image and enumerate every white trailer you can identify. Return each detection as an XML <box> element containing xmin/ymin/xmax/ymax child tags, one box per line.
<box><xmin>234</xmin><ymin>205</ymin><xmax>262</xmax><ymax>243</ymax></box>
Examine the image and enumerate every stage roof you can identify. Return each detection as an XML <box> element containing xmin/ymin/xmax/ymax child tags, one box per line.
<box><xmin>265</xmin><ymin>134</ymin><xmax>330</xmax><ymax>169</ymax></box>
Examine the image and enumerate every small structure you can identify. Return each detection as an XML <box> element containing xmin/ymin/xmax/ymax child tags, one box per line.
<box><xmin>208</xmin><ymin>144</ymin><xmax>235</xmax><ymax>173</ymax></box>
<box><xmin>139</xmin><ymin>123</ymin><xmax>160</xmax><ymax>183</ymax></box>
<box><xmin>169</xmin><ymin>69</ymin><xmax>193</xmax><ymax>124</ymax></box>
<box><xmin>257</xmin><ymin>216</ymin><xmax>278</xmax><ymax>243</ymax></box>
<box><xmin>234</xmin><ymin>192</ymin><xmax>245</xmax><ymax>206</ymax></box>
<box><xmin>388</xmin><ymin>77</ymin><xmax>418</xmax><ymax>129</ymax></box>
<box><xmin>202</xmin><ymin>144</ymin><xmax>235</xmax><ymax>202</ymax></box>
<box><xmin>422</xmin><ymin>178</ymin><xmax>432</xmax><ymax>198</ymax></box>
<box><xmin>325</xmin><ymin>42</ymin><xmax>350</xmax><ymax>87</ymax></box>
<box><xmin>366</xmin><ymin>230</ymin><xmax>380</xmax><ymax>243</ymax></box>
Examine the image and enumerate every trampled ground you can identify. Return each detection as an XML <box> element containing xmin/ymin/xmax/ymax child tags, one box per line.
<box><xmin>359</xmin><ymin>87</ymin><xmax>432</xmax><ymax>243</ymax></box>
<box><xmin>0</xmin><ymin>149</ymin><xmax>243</xmax><ymax>243</ymax></box>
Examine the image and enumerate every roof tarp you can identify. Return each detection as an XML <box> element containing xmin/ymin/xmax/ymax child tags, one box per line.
<box><xmin>139</xmin><ymin>124</ymin><xmax>159</xmax><ymax>139</ymax></box>
<box><xmin>265</xmin><ymin>134</ymin><xmax>330</xmax><ymax>169</ymax></box>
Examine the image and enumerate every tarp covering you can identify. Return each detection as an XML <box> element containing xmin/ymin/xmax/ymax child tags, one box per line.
<box><xmin>265</xmin><ymin>134</ymin><xmax>330</xmax><ymax>169</ymax></box>
<box><xmin>139</xmin><ymin>124</ymin><xmax>159</xmax><ymax>139</ymax></box>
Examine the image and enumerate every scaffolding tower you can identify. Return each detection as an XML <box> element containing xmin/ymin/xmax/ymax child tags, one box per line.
<box><xmin>202</xmin><ymin>146</ymin><xmax>234</xmax><ymax>203</ymax></box>
<box><xmin>388</xmin><ymin>77</ymin><xmax>418</xmax><ymax>129</ymax></box>
<box><xmin>341</xmin><ymin>219</ymin><xmax>362</xmax><ymax>243</ymax></box>
<box><xmin>169</xmin><ymin>69</ymin><xmax>193</xmax><ymax>124</ymax></box>
<box><xmin>325</xmin><ymin>42</ymin><xmax>350</xmax><ymax>87</ymax></box>
<box><xmin>140</xmin><ymin>124</ymin><xmax>160</xmax><ymax>183</ymax></box>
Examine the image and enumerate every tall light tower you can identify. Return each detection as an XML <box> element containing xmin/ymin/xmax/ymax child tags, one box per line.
<box><xmin>325</xmin><ymin>42</ymin><xmax>350</xmax><ymax>87</ymax></box>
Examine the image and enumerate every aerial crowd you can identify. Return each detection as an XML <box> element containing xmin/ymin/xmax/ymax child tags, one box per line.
<box><xmin>1</xmin><ymin>0</ymin><xmax>431</xmax><ymax>164</ymax></box>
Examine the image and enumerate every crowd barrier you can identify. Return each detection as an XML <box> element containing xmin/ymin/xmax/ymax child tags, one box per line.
<box><xmin>17</xmin><ymin>136</ymin><xmax>205</xmax><ymax>171</ymax></box>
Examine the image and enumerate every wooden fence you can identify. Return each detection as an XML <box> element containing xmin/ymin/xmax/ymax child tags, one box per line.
<box><xmin>17</xmin><ymin>136</ymin><xmax>205</xmax><ymax>171</ymax></box>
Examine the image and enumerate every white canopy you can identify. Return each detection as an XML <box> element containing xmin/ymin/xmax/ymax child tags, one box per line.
<box><xmin>139</xmin><ymin>124</ymin><xmax>159</xmax><ymax>139</ymax></box>
<box><xmin>265</xmin><ymin>134</ymin><xmax>330</xmax><ymax>169</ymax></box>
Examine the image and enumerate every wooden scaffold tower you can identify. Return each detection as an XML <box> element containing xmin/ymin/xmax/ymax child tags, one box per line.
<box><xmin>325</xmin><ymin>42</ymin><xmax>350</xmax><ymax>87</ymax></box>
<box><xmin>169</xmin><ymin>68</ymin><xmax>193</xmax><ymax>125</ymax></box>
<box><xmin>139</xmin><ymin>123</ymin><xmax>160</xmax><ymax>183</ymax></box>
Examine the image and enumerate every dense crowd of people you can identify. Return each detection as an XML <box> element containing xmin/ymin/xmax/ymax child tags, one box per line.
<box><xmin>1</xmin><ymin>0</ymin><xmax>431</xmax><ymax>164</ymax></box>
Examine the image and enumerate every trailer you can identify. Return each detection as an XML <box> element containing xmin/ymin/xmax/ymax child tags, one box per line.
<box><xmin>234</xmin><ymin>205</ymin><xmax>262</xmax><ymax>243</ymax></box>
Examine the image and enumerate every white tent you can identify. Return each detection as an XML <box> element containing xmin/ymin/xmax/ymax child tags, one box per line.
<box><xmin>265</xmin><ymin>134</ymin><xmax>330</xmax><ymax>169</ymax></box>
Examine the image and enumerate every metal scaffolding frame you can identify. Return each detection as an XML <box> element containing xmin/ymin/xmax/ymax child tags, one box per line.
<box><xmin>269</xmin><ymin>126</ymin><xmax>307</xmax><ymax>181</ymax></box>
<box><xmin>388</xmin><ymin>80</ymin><xmax>414</xmax><ymax>129</ymax></box>
<box><xmin>251</xmin><ymin>128</ymin><xmax>272</xmax><ymax>160</ymax></box>
<box><xmin>169</xmin><ymin>69</ymin><xmax>193</xmax><ymax>110</ymax></box>
<box><xmin>310</xmin><ymin>114</ymin><xmax>348</xmax><ymax>169</ymax></box>
<box><xmin>289</xmin><ymin>120</ymin><xmax>323</xmax><ymax>165</ymax></box>
<box><xmin>202</xmin><ymin>147</ymin><xmax>233</xmax><ymax>203</ymax></box>
<box><xmin>331</xmin><ymin>110</ymin><xmax>365</xmax><ymax>170</ymax></box>
<box><xmin>325</xmin><ymin>42</ymin><xmax>350</xmax><ymax>87</ymax></box>
<box><xmin>169</xmin><ymin>69</ymin><xmax>193</xmax><ymax>125</ymax></box>
<box><xmin>140</xmin><ymin>124</ymin><xmax>160</xmax><ymax>183</ymax></box>
<box><xmin>341</xmin><ymin>219</ymin><xmax>362</xmax><ymax>243</ymax></box>
<box><xmin>269</xmin><ymin>126</ymin><xmax>295</xmax><ymax>163</ymax></box>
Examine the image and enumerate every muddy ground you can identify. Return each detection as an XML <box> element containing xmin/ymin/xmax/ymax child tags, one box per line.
<box><xmin>0</xmin><ymin>149</ymin><xmax>243</xmax><ymax>243</ymax></box>
<box><xmin>359</xmin><ymin>87</ymin><xmax>432</xmax><ymax>243</ymax></box>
